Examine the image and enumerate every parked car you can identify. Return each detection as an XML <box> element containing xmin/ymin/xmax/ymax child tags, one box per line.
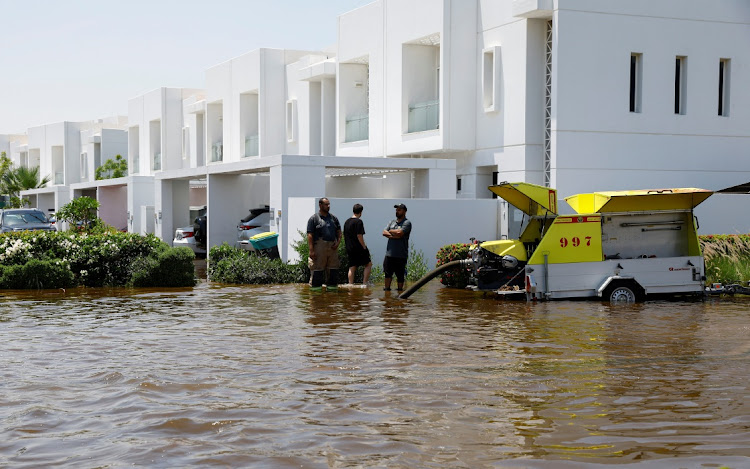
<box><xmin>237</xmin><ymin>206</ymin><xmax>271</xmax><ymax>251</ymax></box>
<box><xmin>0</xmin><ymin>208</ymin><xmax>56</xmax><ymax>233</ymax></box>
<box><xmin>173</xmin><ymin>206</ymin><xmax>207</xmax><ymax>257</ymax></box>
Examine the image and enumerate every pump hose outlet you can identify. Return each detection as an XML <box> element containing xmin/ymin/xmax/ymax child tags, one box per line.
<box><xmin>398</xmin><ymin>259</ymin><xmax>472</xmax><ymax>300</ymax></box>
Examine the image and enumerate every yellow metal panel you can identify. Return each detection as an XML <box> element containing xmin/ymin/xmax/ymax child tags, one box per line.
<box><xmin>529</xmin><ymin>215</ymin><xmax>603</xmax><ymax>264</ymax></box>
<box><xmin>565</xmin><ymin>188</ymin><xmax>713</xmax><ymax>214</ymax></box>
<box><xmin>479</xmin><ymin>239</ymin><xmax>528</xmax><ymax>261</ymax></box>
<box><xmin>489</xmin><ymin>182</ymin><xmax>558</xmax><ymax>216</ymax></box>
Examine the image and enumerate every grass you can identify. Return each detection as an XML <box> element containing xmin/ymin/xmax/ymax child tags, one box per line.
<box><xmin>700</xmin><ymin>234</ymin><xmax>750</xmax><ymax>285</ymax></box>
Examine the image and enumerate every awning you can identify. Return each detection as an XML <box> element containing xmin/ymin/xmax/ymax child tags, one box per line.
<box><xmin>717</xmin><ymin>182</ymin><xmax>750</xmax><ymax>194</ymax></box>
<box><xmin>565</xmin><ymin>188</ymin><xmax>713</xmax><ymax>214</ymax></box>
<box><xmin>488</xmin><ymin>182</ymin><xmax>558</xmax><ymax>216</ymax></box>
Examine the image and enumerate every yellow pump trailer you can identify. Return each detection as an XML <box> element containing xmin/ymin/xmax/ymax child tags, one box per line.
<box><xmin>469</xmin><ymin>182</ymin><xmax>712</xmax><ymax>302</ymax></box>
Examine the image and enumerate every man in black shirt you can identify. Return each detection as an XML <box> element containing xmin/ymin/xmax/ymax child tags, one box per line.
<box><xmin>382</xmin><ymin>203</ymin><xmax>412</xmax><ymax>292</ymax></box>
<box><xmin>344</xmin><ymin>203</ymin><xmax>372</xmax><ymax>285</ymax></box>
<box><xmin>306</xmin><ymin>197</ymin><xmax>341</xmax><ymax>291</ymax></box>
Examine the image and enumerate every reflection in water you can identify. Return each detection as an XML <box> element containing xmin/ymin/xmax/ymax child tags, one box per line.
<box><xmin>1</xmin><ymin>283</ymin><xmax>750</xmax><ymax>467</ymax></box>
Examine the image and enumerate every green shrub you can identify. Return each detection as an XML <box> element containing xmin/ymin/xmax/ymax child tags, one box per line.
<box><xmin>0</xmin><ymin>231</ymin><xmax>172</xmax><ymax>288</ymax></box>
<box><xmin>56</xmin><ymin>196</ymin><xmax>100</xmax><ymax>232</ymax></box>
<box><xmin>0</xmin><ymin>259</ymin><xmax>76</xmax><ymax>290</ymax></box>
<box><xmin>435</xmin><ymin>243</ymin><xmax>472</xmax><ymax>288</ymax></box>
<box><xmin>130</xmin><ymin>247</ymin><xmax>196</xmax><ymax>287</ymax></box>
<box><xmin>406</xmin><ymin>243</ymin><xmax>429</xmax><ymax>281</ymax></box>
<box><xmin>208</xmin><ymin>243</ymin><xmax>306</xmax><ymax>284</ymax></box>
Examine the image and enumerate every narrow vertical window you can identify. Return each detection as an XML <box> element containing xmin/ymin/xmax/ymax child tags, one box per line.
<box><xmin>492</xmin><ymin>171</ymin><xmax>499</xmax><ymax>199</ymax></box>
<box><xmin>675</xmin><ymin>56</ymin><xmax>687</xmax><ymax>115</ymax></box>
<box><xmin>719</xmin><ymin>58</ymin><xmax>730</xmax><ymax>117</ymax></box>
<box><xmin>482</xmin><ymin>46</ymin><xmax>502</xmax><ymax>112</ymax></box>
<box><xmin>630</xmin><ymin>53</ymin><xmax>642</xmax><ymax>113</ymax></box>
<box><xmin>181</xmin><ymin>127</ymin><xmax>190</xmax><ymax>159</ymax></box>
<box><xmin>286</xmin><ymin>99</ymin><xmax>297</xmax><ymax>143</ymax></box>
<box><xmin>456</xmin><ymin>177</ymin><xmax>462</xmax><ymax>192</ymax></box>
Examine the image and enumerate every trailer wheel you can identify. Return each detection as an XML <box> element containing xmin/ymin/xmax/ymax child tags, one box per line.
<box><xmin>608</xmin><ymin>286</ymin><xmax>636</xmax><ymax>303</ymax></box>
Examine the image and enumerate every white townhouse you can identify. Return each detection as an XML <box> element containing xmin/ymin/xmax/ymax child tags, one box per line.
<box><xmin>332</xmin><ymin>0</ymin><xmax>750</xmax><ymax>235</ymax></box>
<box><xmin>69</xmin><ymin>88</ymin><xmax>202</xmax><ymax>234</ymax></box>
<box><xmin>155</xmin><ymin>47</ymin><xmax>458</xmax><ymax>262</ymax></box>
<box><xmin>17</xmin><ymin>118</ymin><xmax>127</xmax><ymax>220</ymax></box>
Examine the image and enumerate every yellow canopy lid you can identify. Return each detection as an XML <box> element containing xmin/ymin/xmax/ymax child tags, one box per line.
<box><xmin>488</xmin><ymin>182</ymin><xmax>558</xmax><ymax>216</ymax></box>
<box><xmin>565</xmin><ymin>188</ymin><xmax>713</xmax><ymax>214</ymax></box>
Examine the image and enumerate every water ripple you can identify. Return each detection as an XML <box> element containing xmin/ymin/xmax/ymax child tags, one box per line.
<box><xmin>1</xmin><ymin>283</ymin><xmax>750</xmax><ymax>467</ymax></box>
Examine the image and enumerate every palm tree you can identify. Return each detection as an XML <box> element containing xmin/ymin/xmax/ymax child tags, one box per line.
<box><xmin>0</xmin><ymin>166</ymin><xmax>51</xmax><ymax>207</ymax></box>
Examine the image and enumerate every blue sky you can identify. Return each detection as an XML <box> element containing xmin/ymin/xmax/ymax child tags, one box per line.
<box><xmin>0</xmin><ymin>0</ymin><xmax>373</xmax><ymax>133</ymax></box>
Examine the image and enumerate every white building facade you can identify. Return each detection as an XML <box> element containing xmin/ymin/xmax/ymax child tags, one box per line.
<box><xmin>3</xmin><ymin>0</ymin><xmax>749</xmax><ymax>261</ymax></box>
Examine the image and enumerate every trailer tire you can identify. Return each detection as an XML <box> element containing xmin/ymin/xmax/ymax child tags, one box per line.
<box><xmin>603</xmin><ymin>281</ymin><xmax>643</xmax><ymax>304</ymax></box>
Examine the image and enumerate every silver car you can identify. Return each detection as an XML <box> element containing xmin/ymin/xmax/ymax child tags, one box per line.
<box><xmin>0</xmin><ymin>209</ymin><xmax>56</xmax><ymax>233</ymax></box>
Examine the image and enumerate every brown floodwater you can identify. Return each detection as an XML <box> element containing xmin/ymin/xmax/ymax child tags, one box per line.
<box><xmin>1</xmin><ymin>282</ymin><xmax>750</xmax><ymax>468</ymax></box>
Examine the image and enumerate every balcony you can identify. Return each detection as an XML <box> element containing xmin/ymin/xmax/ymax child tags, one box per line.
<box><xmin>244</xmin><ymin>136</ymin><xmax>259</xmax><ymax>158</ymax></box>
<box><xmin>408</xmin><ymin>100</ymin><xmax>439</xmax><ymax>133</ymax></box>
<box><xmin>54</xmin><ymin>171</ymin><xmax>64</xmax><ymax>185</ymax></box>
<box><xmin>152</xmin><ymin>152</ymin><xmax>161</xmax><ymax>171</ymax></box>
<box><xmin>211</xmin><ymin>143</ymin><xmax>223</xmax><ymax>162</ymax></box>
<box><xmin>344</xmin><ymin>115</ymin><xmax>369</xmax><ymax>143</ymax></box>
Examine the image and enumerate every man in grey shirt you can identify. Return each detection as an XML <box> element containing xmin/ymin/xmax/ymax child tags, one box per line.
<box><xmin>381</xmin><ymin>203</ymin><xmax>412</xmax><ymax>292</ymax></box>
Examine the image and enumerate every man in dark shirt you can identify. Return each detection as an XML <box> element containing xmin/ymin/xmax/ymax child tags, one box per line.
<box><xmin>344</xmin><ymin>203</ymin><xmax>372</xmax><ymax>285</ymax></box>
<box><xmin>307</xmin><ymin>197</ymin><xmax>341</xmax><ymax>291</ymax></box>
<box><xmin>382</xmin><ymin>203</ymin><xmax>412</xmax><ymax>292</ymax></box>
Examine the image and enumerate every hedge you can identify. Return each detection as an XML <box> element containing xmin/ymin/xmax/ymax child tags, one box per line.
<box><xmin>0</xmin><ymin>231</ymin><xmax>195</xmax><ymax>289</ymax></box>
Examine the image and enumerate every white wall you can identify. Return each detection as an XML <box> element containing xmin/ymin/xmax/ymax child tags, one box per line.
<box><xmin>99</xmin><ymin>185</ymin><xmax>128</xmax><ymax>230</ymax></box>
<box><xmin>552</xmin><ymin>4</ymin><xmax>750</xmax><ymax>218</ymax></box>
<box><xmin>287</xmin><ymin>197</ymin><xmax>501</xmax><ymax>268</ymax></box>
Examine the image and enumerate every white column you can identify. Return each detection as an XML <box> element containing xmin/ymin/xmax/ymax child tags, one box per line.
<box><xmin>270</xmin><ymin>163</ymin><xmax>326</xmax><ymax>261</ymax></box>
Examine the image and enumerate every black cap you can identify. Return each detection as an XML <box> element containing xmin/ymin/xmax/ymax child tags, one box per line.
<box><xmin>394</xmin><ymin>203</ymin><xmax>407</xmax><ymax>211</ymax></box>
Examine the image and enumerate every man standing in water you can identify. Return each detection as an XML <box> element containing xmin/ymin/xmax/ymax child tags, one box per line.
<box><xmin>344</xmin><ymin>203</ymin><xmax>372</xmax><ymax>285</ymax></box>
<box><xmin>307</xmin><ymin>197</ymin><xmax>341</xmax><ymax>292</ymax></box>
<box><xmin>382</xmin><ymin>203</ymin><xmax>412</xmax><ymax>292</ymax></box>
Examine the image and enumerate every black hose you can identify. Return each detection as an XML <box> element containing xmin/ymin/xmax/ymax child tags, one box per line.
<box><xmin>398</xmin><ymin>259</ymin><xmax>472</xmax><ymax>300</ymax></box>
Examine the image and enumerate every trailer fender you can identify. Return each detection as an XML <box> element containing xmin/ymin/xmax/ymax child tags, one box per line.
<box><xmin>597</xmin><ymin>276</ymin><xmax>638</xmax><ymax>297</ymax></box>
<box><xmin>598</xmin><ymin>276</ymin><xmax>646</xmax><ymax>302</ymax></box>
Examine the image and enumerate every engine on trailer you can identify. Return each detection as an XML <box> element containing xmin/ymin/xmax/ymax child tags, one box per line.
<box><xmin>469</xmin><ymin>246</ymin><xmax>526</xmax><ymax>290</ymax></box>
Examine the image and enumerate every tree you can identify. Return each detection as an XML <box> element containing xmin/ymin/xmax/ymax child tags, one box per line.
<box><xmin>95</xmin><ymin>154</ymin><xmax>128</xmax><ymax>180</ymax></box>
<box><xmin>0</xmin><ymin>152</ymin><xmax>11</xmax><ymax>177</ymax></box>
<box><xmin>0</xmin><ymin>164</ymin><xmax>51</xmax><ymax>208</ymax></box>
<box><xmin>56</xmin><ymin>196</ymin><xmax>100</xmax><ymax>231</ymax></box>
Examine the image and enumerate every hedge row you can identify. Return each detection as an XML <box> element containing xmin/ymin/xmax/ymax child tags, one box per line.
<box><xmin>0</xmin><ymin>231</ymin><xmax>196</xmax><ymax>289</ymax></box>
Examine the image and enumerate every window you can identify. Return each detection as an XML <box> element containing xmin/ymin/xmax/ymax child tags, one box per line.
<box><xmin>675</xmin><ymin>56</ymin><xmax>687</xmax><ymax>115</ymax></box>
<box><xmin>629</xmin><ymin>53</ymin><xmax>642</xmax><ymax>113</ymax></box>
<box><xmin>483</xmin><ymin>46</ymin><xmax>502</xmax><ymax>113</ymax></box>
<box><xmin>286</xmin><ymin>99</ymin><xmax>297</xmax><ymax>143</ymax></box>
<box><xmin>719</xmin><ymin>58</ymin><xmax>730</xmax><ymax>117</ymax></box>
<box><xmin>456</xmin><ymin>177</ymin><xmax>462</xmax><ymax>192</ymax></box>
<box><xmin>492</xmin><ymin>171</ymin><xmax>499</xmax><ymax>199</ymax></box>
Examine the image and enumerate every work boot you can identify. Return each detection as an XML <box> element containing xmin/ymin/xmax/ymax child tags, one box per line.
<box><xmin>311</xmin><ymin>270</ymin><xmax>325</xmax><ymax>288</ymax></box>
<box><xmin>327</xmin><ymin>269</ymin><xmax>339</xmax><ymax>289</ymax></box>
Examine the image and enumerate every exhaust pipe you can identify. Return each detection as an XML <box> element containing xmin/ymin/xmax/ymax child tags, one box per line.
<box><xmin>398</xmin><ymin>259</ymin><xmax>472</xmax><ymax>300</ymax></box>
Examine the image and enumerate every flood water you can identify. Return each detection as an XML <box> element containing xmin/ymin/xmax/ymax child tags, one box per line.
<box><xmin>2</xmin><ymin>282</ymin><xmax>750</xmax><ymax>468</ymax></box>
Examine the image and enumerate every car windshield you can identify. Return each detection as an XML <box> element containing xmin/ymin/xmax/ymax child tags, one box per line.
<box><xmin>3</xmin><ymin>211</ymin><xmax>48</xmax><ymax>226</ymax></box>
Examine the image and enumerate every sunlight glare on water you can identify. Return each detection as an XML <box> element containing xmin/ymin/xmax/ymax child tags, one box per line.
<box><xmin>1</xmin><ymin>282</ymin><xmax>750</xmax><ymax>467</ymax></box>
